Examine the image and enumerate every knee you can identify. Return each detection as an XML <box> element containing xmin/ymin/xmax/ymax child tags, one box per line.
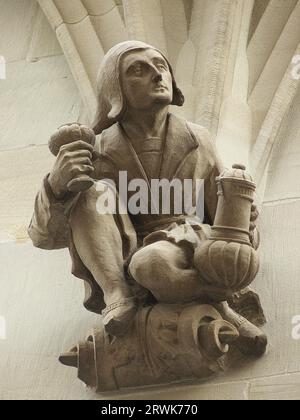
<box><xmin>76</xmin><ymin>184</ymin><xmax>101</xmax><ymax>213</ymax></box>
<box><xmin>70</xmin><ymin>187</ymin><xmax>96</xmax><ymax>226</ymax></box>
<box><xmin>129</xmin><ymin>241</ymin><xmax>174</xmax><ymax>286</ymax></box>
<box><xmin>70</xmin><ymin>183</ymin><xmax>116</xmax><ymax>228</ymax></box>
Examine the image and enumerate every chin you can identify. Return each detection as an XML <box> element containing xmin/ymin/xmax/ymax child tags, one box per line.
<box><xmin>152</xmin><ymin>95</ymin><xmax>172</xmax><ymax>105</ymax></box>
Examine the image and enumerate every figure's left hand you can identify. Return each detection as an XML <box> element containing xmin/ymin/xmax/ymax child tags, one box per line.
<box><xmin>249</xmin><ymin>204</ymin><xmax>260</xmax><ymax>249</ymax></box>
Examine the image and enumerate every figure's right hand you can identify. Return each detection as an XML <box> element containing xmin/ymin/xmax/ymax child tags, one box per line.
<box><xmin>48</xmin><ymin>139</ymin><xmax>94</xmax><ymax>199</ymax></box>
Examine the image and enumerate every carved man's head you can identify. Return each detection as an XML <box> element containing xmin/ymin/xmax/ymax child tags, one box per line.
<box><xmin>92</xmin><ymin>41</ymin><xmax>184</xmax><ymax>135</ymax></box>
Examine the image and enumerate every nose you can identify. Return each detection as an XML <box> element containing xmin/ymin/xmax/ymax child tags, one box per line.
<box><xmin>151</xmin><ymin>67</ymin><xmax>163</xmax><ymax>83</ymax></box>
<box><xmin>153</xmin><ymin>73</ymin><xmax>163</xmax><ymax>83</ymax></box>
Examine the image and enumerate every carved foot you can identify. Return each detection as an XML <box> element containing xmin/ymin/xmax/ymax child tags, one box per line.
<box><xmin>101</xmin><ymin>297</ymin><xmax>137</xmax><ymax>337</ymax></box>
<box><xmin>214</xmin><ymin>302</ymin><xmax>267</xmax><ymax>357</ymax></box>
<box><xmin>227</xmin><ymin>288</ymin><xmax>267</xmax><ymax>326</ymax></box>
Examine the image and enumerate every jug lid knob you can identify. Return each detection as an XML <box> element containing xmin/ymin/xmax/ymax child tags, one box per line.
<box><xmin>232</xmin><ymin>163</ymin><xmax>246</xmax><ymax>170</ymax></box>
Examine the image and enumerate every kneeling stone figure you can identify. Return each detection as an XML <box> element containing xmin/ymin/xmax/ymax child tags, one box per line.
<box><xmin>29</xmin><ymin>41</ymin><xmax>267</xmax><ymax>391</ymax></box>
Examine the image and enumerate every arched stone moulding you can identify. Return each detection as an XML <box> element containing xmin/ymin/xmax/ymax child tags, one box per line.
<box><xmin>37</xmin><ymin>0</ymin><xmax>128</xmax><ymax>120</ymax></box>
<box><xmin>249</xmin><ymin>0</ymin><xmax>300</xmax><ymax>195</ymax></box>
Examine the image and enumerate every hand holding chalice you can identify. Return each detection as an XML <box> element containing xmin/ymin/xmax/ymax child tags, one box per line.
<box><xmin>48</xmin><ymin>123</ymin><xmax>96</xmax><ymax>198</ymax></box>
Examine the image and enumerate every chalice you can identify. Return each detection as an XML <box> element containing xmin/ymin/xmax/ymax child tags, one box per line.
<box><xmin>48</xmin><ymin>123</ymin><xmax>96</xmax><ymax>192</ymax></box>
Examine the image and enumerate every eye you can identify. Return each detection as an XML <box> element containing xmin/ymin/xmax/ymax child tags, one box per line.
<box><xmin>154</xmin><ymin>60</ymin><xmax>168</xmax><ymax>71</ymax></box>
<box><xmin>157</xmin><ymin>63</ymin><xmax>167</xmax><ymax>71</ymax></box>
<box><xmin>132</xmin><ymin>63</ymin><xmax>143</xmax><ymax>76</ymax></box>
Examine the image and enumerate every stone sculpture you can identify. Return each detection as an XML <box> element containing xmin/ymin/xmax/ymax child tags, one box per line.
<box><xmin>29</xmin><ymin>40</ymin><xmax>267</xmax><ymax>392</ymax></box>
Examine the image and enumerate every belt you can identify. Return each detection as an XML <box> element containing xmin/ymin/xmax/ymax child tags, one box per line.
<box><xmin>134</xmin><ymin>215</ymin><xmax>187</xmax><ymax>235</ymax></box>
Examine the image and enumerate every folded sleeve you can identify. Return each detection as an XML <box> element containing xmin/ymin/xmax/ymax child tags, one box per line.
<box><xmin>28</xmin><ymin>175</ymin><xmax>80</xmax><ymax>250</ymax></box>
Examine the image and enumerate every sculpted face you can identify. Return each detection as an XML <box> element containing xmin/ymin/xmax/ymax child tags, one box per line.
<box><xmin>120</xmin><ymin>48</ymin><xmax>173</xmax><ymax>110</ymax></box>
